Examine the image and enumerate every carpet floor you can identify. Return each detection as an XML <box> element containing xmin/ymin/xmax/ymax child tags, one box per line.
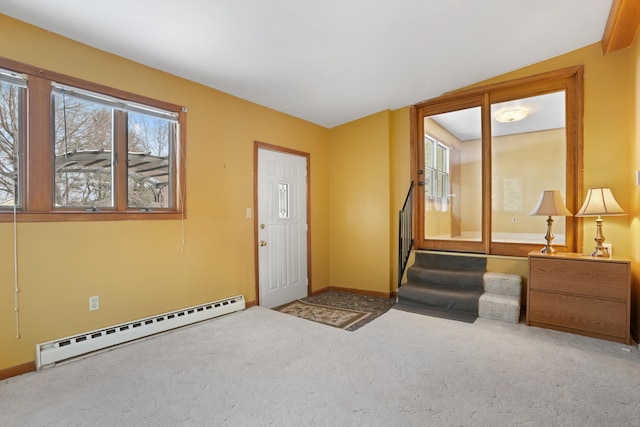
<box><xmin>1</xmin><ymin>306</ymin><xmax>639</xmax><ymax>426</ymax></box>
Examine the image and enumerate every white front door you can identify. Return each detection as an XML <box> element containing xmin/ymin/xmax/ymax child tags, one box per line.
<box><xmin>257</xmin><ymin>148</ymin><xmax>308</xmax><ymax>308</ymax></box>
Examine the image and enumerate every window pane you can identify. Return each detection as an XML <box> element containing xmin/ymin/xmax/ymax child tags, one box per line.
<box><xmin>424</xmin><ymin>107</ymin><xmax>482</xmax><ymax>241</ymax></box>
<box><xmin>491</xmin><ymin>91</ymin><xmax>566</xmax><ymax>244</ymax></box>
<box><xmin>436</xmin><ymin>144</ymin><xmax>446</xmax><ymax>172</ymax></box>
<box><xmin>0</xmin><ymin>80</ymin><xmax>22</xmax><ymax>207</ymax></box>
<box><xmin>53</xmin><ymin>91</ymin><xmax>114</xmax><ymax>208</ymax></box>
<box><xmin>425</xmin><ymin>169</ymin><xmax>435</xmax><ymax>198</ymax></box>
<box><xmin>436</xmin><ymin>172</ymin><xmax>447</xmax><ymax>198</ymax></box>
<box><xmin>127</xmin><ymin>112</ymin><xmax>173</xmax><ymax>208</ymax></box>
<box><xmin>278</xmin><ymin>183</ymin><xmax>289</xmax><ymax>218</ymax></box>
<box><xmin>424</xmin><ymin>136</ymin><xmax>434</xmax><ymax>168</ymax></box>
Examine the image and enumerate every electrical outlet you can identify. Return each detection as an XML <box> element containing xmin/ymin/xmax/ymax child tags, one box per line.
<box><xmin>89</xmin><ymin>295</ymin><xmax>100</xmax><ymax>311</ymax></box>
<box><xmin>512</xmin><ymin>217</ymin><xmax>517</xmax><ymax>223</ymax></box>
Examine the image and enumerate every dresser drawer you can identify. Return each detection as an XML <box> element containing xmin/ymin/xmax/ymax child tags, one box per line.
<box><xmin>529</xmin><ymin>257</ymin><xmax>628</xmax><ymax>300</ymax></box>
<box><xmin>529</xmin><ymin>290</ymin><xmax>627</xmax><ymax>339</ymax></box>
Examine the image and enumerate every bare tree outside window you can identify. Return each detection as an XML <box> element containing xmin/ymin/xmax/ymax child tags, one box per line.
<box><xmin>127</xmin><ymin>112</ymin><xmax>172</xmax><ymax>209</ymax></box>
<box><xmin>0</xmin><ymin>80</ymin><xmax>22</xmax><ymax>207</ymax></box>
<box><xmin>53</xmin><ymin>92</ymin><xmax>114</xmax><ymax>208</ymax></box>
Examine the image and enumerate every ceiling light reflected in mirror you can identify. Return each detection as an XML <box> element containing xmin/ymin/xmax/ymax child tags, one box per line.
<box><xmin>430</xmin><ymin>91</ymin><xmax>565</xmax><ymax>141</ymax></box>
<box><xmin>495</xmin><ymin>108</ymin><xmax>528</xmax><ymax>123</ymax></box>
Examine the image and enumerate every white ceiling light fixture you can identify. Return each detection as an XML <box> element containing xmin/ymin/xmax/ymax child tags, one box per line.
<box><xmin>495</xmin><ymin>108</ymin><xmax>528</xmax><ymax>123</ymax></box>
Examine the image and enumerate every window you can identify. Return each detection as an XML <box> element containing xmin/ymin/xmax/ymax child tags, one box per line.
<box><xmin>412</xmin><ymin>67</ymin><xmax>582</xmax><ymax>256</ymax></box>
<box><xmin>0</xmin><ymin>58</ymin><xmax>186</xmax><ymax>222</ymax></box>
<box><xmin>0</xmin><ymin>68</ymin><xmax>25</xmax><ymax>208</ymax></box>
<box><xmin>278</xmin><ymin>183</ymin><xmax>289</xmax><ymax>218</ymax></box>
<box><xmin>127</xmin><ymin>111</ymin><xmax>174</xmax><ymax>209</ymax></box>
<box><xmin>53</xmin><ymin>86</ymin><xmax>115</xmax><ymax>208</ymax></box>
<box><xmin>424</xmin><ymin>136</ymin><xmax>449</xmax><ymax>200</ymax></box>
<box><xmin>423</xmin><ymin>135</ymin><xmax>453</xmax><ymax>240</ymax></box>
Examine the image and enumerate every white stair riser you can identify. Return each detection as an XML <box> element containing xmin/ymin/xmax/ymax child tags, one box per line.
<box><xmin>478</xmin><ymin>293</ymin><xmax>520</xmax><ymax>324</ymax></box>
<box><xmin>483</xmin><ymin>272</ymin><xmax>522</xmax><ymax>297</ymax></box>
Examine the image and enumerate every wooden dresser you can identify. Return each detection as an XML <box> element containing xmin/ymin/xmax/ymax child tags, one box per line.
<box><xmin>527</xmin><ymin>251</ymin><xmax>631</xmax><ymax>345</ymax></box>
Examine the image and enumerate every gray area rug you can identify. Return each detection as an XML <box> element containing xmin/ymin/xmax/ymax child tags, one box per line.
<box><xmin>1</xmin><ymin>307</ymin><xmax>639</xmax><ymax>426</ymax></box>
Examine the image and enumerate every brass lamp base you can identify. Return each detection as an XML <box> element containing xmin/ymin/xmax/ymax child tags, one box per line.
<box><xmin>540</xmin><ymin>216</ymin><xmax>555</xmax><ymax>253</ymax></box>
<box><xmin>589</xmin><ymin>216</ymin><xmax>610</xmax><ymax>257</ymax></box>
<box><xmin>540</xmin><ymin>245</ymin><xmax>555</xmax><ymax>254</ymax></box>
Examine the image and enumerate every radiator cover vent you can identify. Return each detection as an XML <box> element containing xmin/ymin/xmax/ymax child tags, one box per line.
<box><xmin>36</xmin><ymin>295</ymin><xmax>245</xmax><ymax>370</ymax></box>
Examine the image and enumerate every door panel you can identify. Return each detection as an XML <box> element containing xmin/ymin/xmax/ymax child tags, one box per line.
<box><xmin>257</xmin><ymin>148</ymin><xmax>308</xmax><ymax>308</ymax></box>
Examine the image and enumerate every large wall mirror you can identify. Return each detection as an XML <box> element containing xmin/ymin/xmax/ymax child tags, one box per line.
<box><xmin>412</xmin><ymin>67</ymin><xmax>583</xmax><ymax>257</ymax></box>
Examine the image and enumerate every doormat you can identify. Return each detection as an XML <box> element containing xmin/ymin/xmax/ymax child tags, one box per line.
<box><xmin>274</xmin><ymin>300</ymin><xmax>372</xmax><ymax>330</ymax></box>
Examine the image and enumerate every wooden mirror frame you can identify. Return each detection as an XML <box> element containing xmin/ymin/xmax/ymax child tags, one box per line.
<box><xmin>410</xmin><ymin>66</ymin><xmax>583</xmax><ymax>257</ymax></box>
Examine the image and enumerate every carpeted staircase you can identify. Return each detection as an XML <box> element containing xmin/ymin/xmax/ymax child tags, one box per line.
<box><xmin>396</xmin><ymin>253</ymin><xmax>486</xmax><ymax>323</ymax></box>
<box><xmin>396</xmin><ymin>252</ymin><xmax>523</xmax><ymax>323</ymax></box>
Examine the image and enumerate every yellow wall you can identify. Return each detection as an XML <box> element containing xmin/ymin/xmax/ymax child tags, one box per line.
<box><xmin>0</xmin><ymin>16</ymin><xmax>330</xmax><ymax>370</ymax></box>
<box><xmin>492</xmin><ymin>129</ymin><xmax>566</xmax><ymax>235</ymax></box>
<box><xmin>390</xmin><ymin>107</ymin><xmax>412</xmax><ymax>288</ymax></box>
<box><xmin>631</xmin><ymin>32</ymin><xmax>640</xmax><ymax>338</ymax></box>
<box><xmin>461</xmin><ymin>129</ymin><xmax>567</xmax><ymax>235</ymax></box>
<box><xmin>328</xmin><ymin>111</ymin><xmax>393</xmax><ymax>294</ymax></box>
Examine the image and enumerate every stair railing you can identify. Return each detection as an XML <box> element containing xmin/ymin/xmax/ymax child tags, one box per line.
<box><xmin>398</xmin><ymin>181</ymin><xmax>414</xmax><ymax>290</ymax></box>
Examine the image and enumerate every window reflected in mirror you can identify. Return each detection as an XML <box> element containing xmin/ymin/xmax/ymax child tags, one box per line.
<box><xmin>423</xmin><ymin>106</ymin><xmax>482</xmax><ymax>241</ymax></box>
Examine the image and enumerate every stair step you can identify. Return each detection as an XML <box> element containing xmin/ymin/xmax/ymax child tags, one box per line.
<box><xmin>398</xmin><ymin>283</ymin><xmax>482</xmax><ymax>314</ymax></box>
<box><xmin>394</xmin><ymin>301</ymin><xmax>478</xmax><ymax>323</ymax></box>
<box><xmin>478</xmin><ymin>293</ymin><xmax>521</xmax><ymax>324</ymax></box>
<box><xmin>407</xmin><ymin>268</ymin><xmax>484</xmax><ymax>291</ymax></box>
<box><xmin>413</xmin><ymin>252</ymin><xmax>486</xmax><ymax>271</ymax></box>
<box><xmin>400</xmin><ymin>253</ymin><xmax>486</xmax><ymax>321</ymax></box>
<box><xmin>483</xmin><ymin>272</ymin><xmax>522</xmax><ymax>297</ymax></box>
<box><xmin>400</xmin><ymin>253</ymin><xmax>523</xmax><ymax>324</ymax></box>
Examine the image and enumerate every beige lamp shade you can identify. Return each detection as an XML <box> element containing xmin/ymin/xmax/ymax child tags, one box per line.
<box><xmin>575</xmin><ymin>188</ymin><xmax>625</xmax><ymax>216</ymax></box>
<box><xmin>529</xmin><ymin>190</ymin><xmax>572</xmax><ymax>217</ymax></box>
<box><xmin>576</xmin><ymin>188</ymin><xmax>625</xmax><ymax>257</ymax></box>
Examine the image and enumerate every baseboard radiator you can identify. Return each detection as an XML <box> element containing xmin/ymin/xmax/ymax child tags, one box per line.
<box><xmin>36</xmin><ymin>295</ymin><xmax>245</xmax><ymax>370</ymax></box>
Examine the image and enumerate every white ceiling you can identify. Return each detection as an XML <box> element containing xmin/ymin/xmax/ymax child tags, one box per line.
<box><xmin>0</xmin><ymin>0</ymin><xmax>613</xmax><ymax>128</ymax></box>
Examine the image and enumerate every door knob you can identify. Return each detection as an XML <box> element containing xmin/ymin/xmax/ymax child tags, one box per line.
<box><xmin>259</xmin><ymin>240</ymin><xmax>267</xmax><ymax>247</ymax></box>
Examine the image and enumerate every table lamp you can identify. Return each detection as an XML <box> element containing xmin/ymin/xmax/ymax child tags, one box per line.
<box><xmin>575</xmin><ymin>187</ymin><xmax>626</xmax><ymax>257</ymax></box>
<box><xmin>529</xmin><ymin>190</ymin><xmax>572</xmax><ymax>253</ymax></box>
